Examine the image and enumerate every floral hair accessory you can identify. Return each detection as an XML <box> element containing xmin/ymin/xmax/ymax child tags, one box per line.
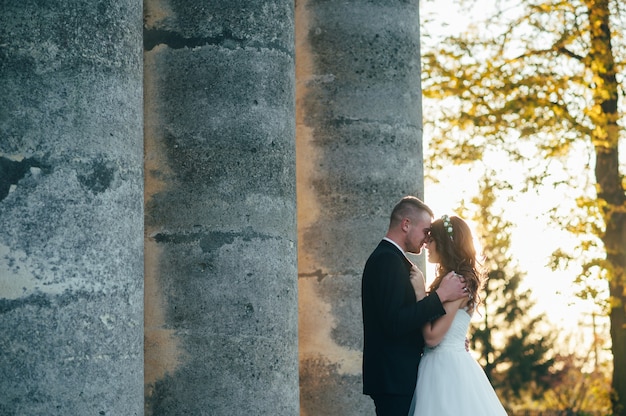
<box><xmin>442</xmin><ymin>215</ymin><xmax>453</xmax><ymax>241</ymax></box>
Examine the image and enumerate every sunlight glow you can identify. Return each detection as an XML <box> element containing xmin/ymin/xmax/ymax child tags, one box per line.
<box><xmin>420</xmin><ymin>0</ymin><xmax>612</xmax><ymax>354</ymax></box>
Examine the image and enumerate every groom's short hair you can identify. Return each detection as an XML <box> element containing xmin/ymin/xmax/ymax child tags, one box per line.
<box><xmin>389</xmin><ymin>196</ymin><xmax>434</xmax><ymax>227</ymax></box>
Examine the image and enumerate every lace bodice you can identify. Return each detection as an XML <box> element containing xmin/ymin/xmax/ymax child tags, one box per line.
<box><xmin>424</xmin><ymin>308</ymin><xmax>471</xmax><ymax>353</ymax></box>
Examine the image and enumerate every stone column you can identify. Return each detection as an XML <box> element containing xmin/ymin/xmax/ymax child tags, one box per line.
<box><xmin>0</xmin><ymin>1</ymin><xmax>144</xmax><ymax>415</ymax></box>
<box><xmin>143</xmin><ymin>1</ymin><xmax>298</xmax><ymax>415</ymax></box>
<box><xmin>296</xmin><ymin>0</ymin><xmax>425</xmax><ymax>414</ymax></box>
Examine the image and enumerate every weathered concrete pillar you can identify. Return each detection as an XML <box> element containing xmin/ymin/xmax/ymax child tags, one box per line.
<box><xmin>296</xmin><ymin>1</ymin><xmax>425</xmax><ymax>414</ymax></box>
<box><xmin>0</xmin><ymin>1</ymin><xmax>144</xmax><ymax>415</ymax></box>
<box><xmin>143</xmin><ymin>2</ymin><xmax>298</xmax><ymax>415</ymax></box>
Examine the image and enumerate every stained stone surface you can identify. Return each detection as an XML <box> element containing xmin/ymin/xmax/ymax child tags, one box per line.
<box><xmin>0</xmin><ymin>1</ymin><xmax>144</xmax><ymax>414</ymax></box>
<box><xmin>143</xmin><ymin>1</ymin><xmax>299</xmax><ymax>415</ymax></box>
<box><xmin>296</xmin><ymin>0</ymin><xmax>425</xmax><ymax>414</ymax></box>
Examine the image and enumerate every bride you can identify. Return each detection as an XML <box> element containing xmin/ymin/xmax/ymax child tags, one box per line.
<box><xmin>409</xmin><ymin>215</ymin><xmax>508</xmax><ymax>415</ymax></box>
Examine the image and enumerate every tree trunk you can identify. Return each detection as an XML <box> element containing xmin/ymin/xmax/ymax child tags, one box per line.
<box><xmin>586</xmin><ymin>0</ymin><xmax>625</xmax><ymax>413</ymax></box>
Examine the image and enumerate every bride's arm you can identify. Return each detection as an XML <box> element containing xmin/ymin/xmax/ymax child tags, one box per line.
<box><xmin>422</xmin><ymin>298</ymin><xmax>464</xmax><ymax>347</ymax></box>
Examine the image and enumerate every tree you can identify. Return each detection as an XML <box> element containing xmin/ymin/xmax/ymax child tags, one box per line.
<box><xmin>462</xmin><ymin>173</ymin><xmax>556</xmax><ymax>405</ymax></box>
<box><xmin>542</xmin><ymin>343</ymin><xmax>613</xmax><ymax>414</ymax></box>
<box><xmin>421</xmin><ymin>0</ymin><xmax>625</xmax><ymax>413</ymax></box>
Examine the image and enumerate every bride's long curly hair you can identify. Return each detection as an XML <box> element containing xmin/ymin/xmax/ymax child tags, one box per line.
<box><xmin>428</xmin><ymin>215</ymin><xmax>486</xmax><ymax>312</ymax></box>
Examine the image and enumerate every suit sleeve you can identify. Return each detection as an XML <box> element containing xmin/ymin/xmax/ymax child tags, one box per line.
<box><xmin>369</xmin><ymin>251</ymin><xmax>446</xmax><ymax>339</ymax></box>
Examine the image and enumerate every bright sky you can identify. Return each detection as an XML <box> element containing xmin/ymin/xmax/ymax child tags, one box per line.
<box><xmin>422</xmin><ymin>165</ymin><xmax>593</xmax><ymax>329</ymax></box>
<box><xmin>419</xmin><ymin>0</ymin><xmax>610</xmax><ymax>351</ymax></box>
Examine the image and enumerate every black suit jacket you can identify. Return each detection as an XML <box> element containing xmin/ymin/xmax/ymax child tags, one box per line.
<box><xmin>361</xmin><ymin>239</ymin><xmax>446</xmax><ymax>396</ymax></box>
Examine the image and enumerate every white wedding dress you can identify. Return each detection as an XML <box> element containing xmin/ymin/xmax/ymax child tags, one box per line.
<box><xmin>410</xmin><ymin>308</ymin><xmax>508</xmax><ymax>415</ymax></box>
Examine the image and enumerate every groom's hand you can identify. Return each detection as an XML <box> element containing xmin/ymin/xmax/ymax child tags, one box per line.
<box><xmin>409</xmin><ymin>265</ymin><xmax>426</xmax><ymax>300</ymax></box>
<box><xmin>435</xmin><ymin>271</ymin><xmax>466</xmax><ymax>302</ymax></box>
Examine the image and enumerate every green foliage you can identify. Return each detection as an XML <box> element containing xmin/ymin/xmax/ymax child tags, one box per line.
<box><xmin>421</xmin><ymin>0</ymin><xmax>625</xmax><ymax>413</ymax></box>
<box><xmin>540</xmin><ymin>347</ymin><xmax>613</xmax><ymax>413</ymax></box>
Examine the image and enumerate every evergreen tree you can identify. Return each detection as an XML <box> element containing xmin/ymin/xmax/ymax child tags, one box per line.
<box><xmin>462</xmin><ymin>173</ymin><xmax>555</xmax><ymax>403</ymax></box>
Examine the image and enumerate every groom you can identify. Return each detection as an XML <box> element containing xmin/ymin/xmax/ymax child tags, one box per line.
<box><xmin>361</xmin><ymin>196</ymin><xmax>466</xmax><ymax>416</ymax></box>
